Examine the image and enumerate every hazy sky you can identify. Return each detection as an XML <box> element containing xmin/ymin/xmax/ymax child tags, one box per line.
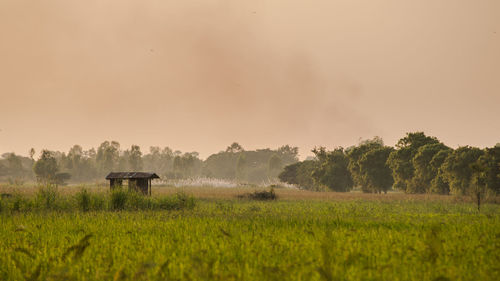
<box><xmin>1</xmin><ymin>0</ymin><xmax>499</xmax><ymax>159</ymax></box>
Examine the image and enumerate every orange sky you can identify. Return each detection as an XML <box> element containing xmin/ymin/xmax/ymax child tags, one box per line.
<box><xmin>1</xmin><ymin>0</ymin><xmax>499</xmax><ymax>159</ymax></box>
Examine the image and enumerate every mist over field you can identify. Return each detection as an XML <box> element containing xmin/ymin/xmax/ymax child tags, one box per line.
<box><xmin>1</xmin><ymin>0</ymin><xmax>499</xmax><ymax>159</ymax></box>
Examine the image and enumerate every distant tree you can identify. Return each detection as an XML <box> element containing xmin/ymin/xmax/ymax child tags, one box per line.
<box><xmin>33</xmin><ymin>150</ymin><xmax>59</xmax><ymax>183</ymax></box>
<box><xmin>358</xmin><ymin>147</ymin><xmax>394</xmax><ymax>193</ymax></box>
<box><xmin>440</xmin><ymin>146</ymin><xmax>484</xmax><ymax>195</ymax></box>
<box><xmin>346</xmin><ymin>137</ymin><xmax>384</xmax><ymax>192</ymax></box>
<box><xmin>279</xmin><ymin>160</ymin><xmax>318</xmax><ymax>190</ymax></box>
<box><xmin>312</xmin><ymin>147</ymin><xmax>353</xmax><ymax>192</ymax></box>
<box><xmin>479</xmin><ymin>146</ymin><xmax>500</xmax><ymax>194</ymax></box>
<box><xmin>6</xmin><ymin>153</ymin><xmax>24</xmax><ymax>179</ymax></box>
<box><xmin>277</xmin><ymin>145</ymin><xmax>299</xmax><ymax>164</ymax></box>
<box><xmin>128</xmin><ymin>145</ymin><xmax>143</xmax><ymax>171</ymax></box>
<box><xmin>470</xmin><ymin>159</ymin><xmax>488</xmax><ymax>211</ymax></box>
<box><xmin>29</xmin><ymin>148</ymin><xmax>35</xmax><ymax>161</ymax></box>
<box><xmin>268</xmin><ymin>154</ymin><xmax>283</xmax><ymax>178</ymax></box>
<box><xmin>410</xmin><ymin>143</ymin><xmax>450</xmax><ymax>193</ymax></box>
<box><xmin>236</xmin><ymin>154</ymin><xmax>247</xmax><ymax>181</ymax></box>
<box><xmin>96</xmin><ymin>141</ymin><xmax>120</xmax><ymax>174</ymax></box>
<box><xmin>387</xmin><ymin>132</ymin><xmax>440</xmax><ymax>193</ymax></box>
<box><xmin>429</xmin><ymin>149</ymin><xmax>453</xmax><ymax>194</ymax></box>
<box><xmin>226</xmin><ymin>142</ymin><xmax>244</xmax><ymax>153</ymax></box>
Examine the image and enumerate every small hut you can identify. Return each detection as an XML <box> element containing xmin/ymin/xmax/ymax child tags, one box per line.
<box><xmin>105</xmin><ymin>172</ymin><xmax>160</xmax><ymax>195</ymax></box>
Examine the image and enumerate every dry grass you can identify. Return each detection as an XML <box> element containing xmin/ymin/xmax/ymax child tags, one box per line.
<box><xmin>2</xmin><ymin>183</ymin><xmax>494</xmax><ymax>203</ymax></box>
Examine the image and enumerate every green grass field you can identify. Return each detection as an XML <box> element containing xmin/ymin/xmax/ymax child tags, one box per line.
<box><xmin>0</xmin><ymin>186</ymin><xmax>499</xmax><ymax>280</ymax></box>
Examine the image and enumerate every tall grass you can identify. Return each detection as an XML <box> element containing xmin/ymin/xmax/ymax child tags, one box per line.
<box><xmin>0</xmin><ymin>200</ymin><xmax>498</xmax><ymax>280</ymax></box>
<box><xmin>0</xmin><ymin>186</ymin><xmax>197</xmax><ymax>213</ymax></box>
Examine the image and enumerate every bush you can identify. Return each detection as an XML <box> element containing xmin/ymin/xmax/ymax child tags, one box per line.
<box><xmin>126</xmin><ymin>191</ymin><xmax>152</xmax><ymax>210</ymax></box>
<box><xmin>157</xmin><ymin>192</ymin><xmax>196</xmax><ymax>210</ymax></box>
<box><xmin>238</xmin><ymin>187</ymin><xmax>277</xmax><ymax>201</ymax></box>
<box><xmin>75</xmin><ymin>188</ymin><xmax>91</xmax><ymax>212</ymax></box>
<box><xmin>35</xmin><ymin>185</ymin><xmax>60</xmax><ymax>210</ymax></box>
<box><xmin>110</xmin><ymin>189</ymin><xmax>128</xmax><ymax>211</ymax></box>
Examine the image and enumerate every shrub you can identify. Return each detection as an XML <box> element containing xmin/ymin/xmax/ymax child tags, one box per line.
<box><xmin>126</xmin><ymin>191</ymin><xmax>152</xmax><ymax>210</ymax></box>
<box><xmin>110</xmin><ymin>189</ymin><xmax>128</xmax><ymax>211</ymax></box>
<box><xmin>75</xmin><ymin>188</ymin><xmax>91</xmax><ymax>212</ymax></box>
<box><xmin>35</xmin><ymin>185</ymin><xmax>60</xmax><ymax>210</ymax></box>
<box><xmin>157</xmin><ymin>192</ymin><xmax>196</xmax><ymax>210</ymax></box>
<box><xmin>238</xmin><ymin>187</ymin><xmax>277</xmax><ymax>201</ymax></box>
<box><xmin>91</xmin><ymin>193</ymin><xmax>106</xmax><ymax>211</ymax></box>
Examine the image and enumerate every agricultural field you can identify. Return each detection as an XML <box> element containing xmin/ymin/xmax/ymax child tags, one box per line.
<box><xmin>0</xmin><ymin>185</ymin><xmax>499</xmax><ymax>281</ymax></box>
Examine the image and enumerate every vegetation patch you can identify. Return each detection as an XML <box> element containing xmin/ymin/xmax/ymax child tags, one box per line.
<box><xmin>238</xmin><ymin>187</ymin><xmax>277</xmax><ymax>201</ymax></box>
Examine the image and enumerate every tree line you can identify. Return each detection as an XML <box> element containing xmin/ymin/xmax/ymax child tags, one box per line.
<box><xmin>0</xmin><ymin>142</ymin><xmax>298</xmax><ymax>185</ymax></box>
<box><xmin>279</xmin><ymin>132</ymin><xmax>500</xmax><ymax>196</ymax></box>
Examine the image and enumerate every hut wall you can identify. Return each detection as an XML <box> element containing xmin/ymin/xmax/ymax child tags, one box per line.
<box><xmin>137</xmin><ymin>179</ymin><xmax>149</xmax><ymax>195</ymax></box>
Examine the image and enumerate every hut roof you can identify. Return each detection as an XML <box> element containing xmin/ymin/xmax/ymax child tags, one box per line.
<box><xmin>105</xmin><ymin>172</ymin><xmax>160</xmax><ymax>180</ymax></box>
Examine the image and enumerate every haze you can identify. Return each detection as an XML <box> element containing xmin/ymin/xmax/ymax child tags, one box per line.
<box><xmin>1</xmin><ymin>0</ymin><xmax>499</xmax><ymax>159</ymax></box>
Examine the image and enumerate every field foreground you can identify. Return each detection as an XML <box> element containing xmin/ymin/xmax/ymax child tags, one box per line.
<box><xmin>0</xmin><ymin>188</ymin><xmax>499</xmax><ymax>280</ymax></box>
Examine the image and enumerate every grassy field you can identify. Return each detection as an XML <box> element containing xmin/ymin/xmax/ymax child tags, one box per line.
<box><xmin>0</xmin><ymin>185</ymin><xmax>499</xmax><ymax>280</ymax></box>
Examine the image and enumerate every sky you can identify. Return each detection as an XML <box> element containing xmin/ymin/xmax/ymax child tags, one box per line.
<box><xmin>0</xmin><ymin>0</ymin><xmax>499</xmax><ymax>159</ymax></box>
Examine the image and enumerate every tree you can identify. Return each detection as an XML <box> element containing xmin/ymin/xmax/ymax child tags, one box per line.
<box><xmin>387</xmin><ymin>132</ymin><xmax>440</xmax><ymax>193</ymax></box>
<box><xmin>429</xmin><ymin>149</ymin><xmax>453</xmax><ymax>194</ymax></box>
<box><xmin>470</xmin><ymin>159</ymin><xmax>488</xmax><ymax>212</ymax></box>
<box><xmin>480</xmin><ymin>146</ymin><xmax>500</xmax><ymax>194</ymax></box>
<box><xmin>6</xmin><ymin>153</ymin><xmax>24</xmax><ymax>179</ymax></box>
<box><xmin>440</xmin><ymin>146</ymin><xmax>484</xmax><ymax>195</ymax></box>
<box><xmin>312</xmin><ymin>147</ymin><xmax>353</xmax><ymax>192</ymax></box>
<box><xmin>96</xmin><ymin>141</ymin><xmax>120</xmax><ymax>174</ymax></box>
<box><xmin>268</xmin><ymin>154</ymin><xmax>283</xmax><ymax>178</ymax></box>
<box><xmin>128</xmin><ymin>145</ymin><xmax>143</xmax><ymax>171</ymax></box>
<box><xmin>33</xmin><ymin>150</ymin><xmax>59</xmax><ymax>183</ymax></box>
<box><xmin>410</xmin><ymin>143</ymin><xmax>450</xmax><ymax>193</ymax></box>
<box><xmin>279</xmin><ymin>160</ymin><xmax>318</xmax><ymax>190</ymax></box>
<box><xmin>226</xmin><ymin>142</ymin><xmax>244</xmax><ymax>153</ymax></box>
<box><xmin>346</xmin><ymin>137</ymin><xmax>384</xmax><ymax>191</ymax></box>
<box><xmin>358</xmin><ymin>147</ymin><xmax>394</xmax><ymax>193</ymax></box>
<box><xmin>236</xmin><ymin>154</ymin><xmax>247</xmax><ymax>181</ymax></box>
<box><xmin>277</xmin><ymin>145</ymin><xmax>299</xmax><ymax>164</ymax></box>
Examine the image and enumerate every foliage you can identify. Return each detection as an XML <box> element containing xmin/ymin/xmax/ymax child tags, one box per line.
<box><xmin>358</xmin><ymin>146</ymin><xmax>394</xmax><ymax>193</ymax></box>
<box><xmin>410</xmin><ymin>143</ymin><xmax>450</xmax><ymax>193</ymax></box>
<box><xmin>387</xmin><ymin>132</ymin><xmax>441</xmax><ymax>193</ymax></box>
<box><xmin>312</xmin><ymin>147</ymin><xmax>353</xmax><ymax>192</ymax></box>
<box><xmin>238</xmin><ymin>187</ymin><xmax>277</xmax><ymax>200</ymax></box>
<box><xmin>278</xmin><ymin>160</ymin><xmax>318</xmax><ymax>190</ymax></box>
<box><xmin>346</xmin><ymin>137</ymin><xmax>384</xmax><ymax>190</ymax></box>
<box><xmin>203</xmin><ymin>144</ymin><xmax>299</xmax><ymax>183</ymax></box>
<box><xmin>33</xmin><ymin>150</ymin><xmax>59</xmax><ymax>184</ymax></box>
<box><xmin>440</xmin><ymin>146</ymin><xmax>484</xmax><ymax>195</ymax></box>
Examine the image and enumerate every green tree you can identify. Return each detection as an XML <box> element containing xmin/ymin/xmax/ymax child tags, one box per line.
<box><xmin>358</xmin><ymin>147</ymin><xmax>394</xmax><ymax>193</ymax></box>
<box><xmin>33</xmin><ymin>150</ymin><xmax>59</xmax><ymax>183</ymax></box>
<box><xmin>410</xmin><ymin>143</ymin><xmax>450</xmax><ymax>193</ymax></box>
<box><xmin>478</xmin><ymin>146</ymin><xmax>500</xmax><ymax>194</ymax></box>
<box><xmin>346</xmin><ymin>137</ymin><xmax>384</xmax><ymax>191</ymax></box>
<box><xmin>279</xmin><ymin>160</ymin><xmax>319</xmax><ymax>190</ymax></box>
<box><xmin>312</xmin><ymin>147</ymin><xmax>353</xmax><ymax>192</ymax></box>
<box><xmin>440</xmin><ymin>146</ymin><xmax>484</xmax><ymax>195</ymax></box>
<box><xmin>429</xmin><ymin>149</ymin><xmax>453</xmax><ymax>194</ymax></box>
<box><xmin>387</xmin><ymin>132</ymin><xmax>440</xmax><ymax>193</ymax></box>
